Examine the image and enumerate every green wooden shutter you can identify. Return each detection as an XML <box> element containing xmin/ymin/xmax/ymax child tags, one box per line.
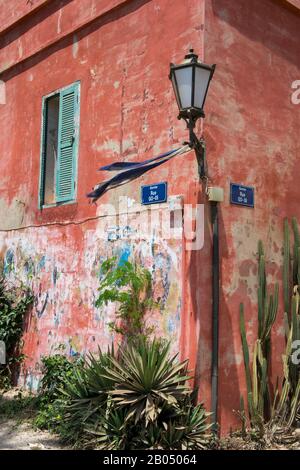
<box><xmin>56</xmin><ymin>83</ymin><xmax>79</xmax><ymax>203</ymax></box>
<box><xmin>38</xmin><ymin>98</ymin><xmax>48</xmax><ymax>208</ymax></box>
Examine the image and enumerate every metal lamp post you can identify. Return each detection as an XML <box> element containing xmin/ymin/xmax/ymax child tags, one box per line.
<box><xmin>170</xmin><ymin>49</ymin><xmax>220</xmax><ymax>434</ymax></box>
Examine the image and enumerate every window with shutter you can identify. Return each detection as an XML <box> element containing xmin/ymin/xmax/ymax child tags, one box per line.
<box><xmin>39</xmin><ymin>82</ymin><xmax>80</xmax><ymax>208</ymax></box>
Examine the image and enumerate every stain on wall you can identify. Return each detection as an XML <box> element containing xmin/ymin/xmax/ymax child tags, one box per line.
<box><xmin>1</xmin><ymin>0</ymin><xmax>300</xmax><ymax>434</ymax></box>
<box><xmin>0</xmin><ymin>197</ymin><xmax>183</xmax><ymax>389</ymax></box>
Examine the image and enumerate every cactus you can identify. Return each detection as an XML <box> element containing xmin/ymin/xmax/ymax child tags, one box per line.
<box><xmin>292</xmin><ymin>217</ymin><xmax>300</xmax><ymax>286</ymax></box>
<box><xmin>283</xmin><ymin>218</ymin><xmax>290</xmax><ymax>315</ymax></box>
<box><xmin>240</xmin><ymin>219</ymin><xmax>300</xmax><ymax>433</ymax></box>
<box><xmin>288</xmin><ymin>218</ymin><xmax>300</xmax><ymax>420</ymax></box>
<box><xmin>240</xmin><ymin>241</ymin><xmax>279</xmax><ymax>429</ymax></box>
<box><xmin>239</xmin><ymin>304</ymin><xmax>254</xmax><ymax>420</ymax></box>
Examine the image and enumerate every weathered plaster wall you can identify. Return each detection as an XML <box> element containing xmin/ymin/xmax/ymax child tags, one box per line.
<box><xmin>0</xmin><ymin>0</ymin><xmax>299</xmax><ymax>434</ymax></box>
<box><xmin>0</xmin><ymin>0</ymin><xmax>207</xmax><ymax>395</ymax></box>
<box><xmin>0</xmin><ymin>197</ymin><xmax>184</xmax><ymax>389</ymax></box>
<box><xmin>204</xmin><ymin>0</ymin><xmax>300</xmax><ymax>432</ymax></box>
<box><xmin>284</xmin><ymin>0</ymin><xmax>300</xmax><ymax>10</ymax></box>
<box><xmin>0</xmin><ymin>0</ymin><xmax>137</xmax><ymax>73</ymax></box>
<box><xmin>0</xmin><ymin>0</ymin><xmax>50</xmax><ymax>35</ymax></box>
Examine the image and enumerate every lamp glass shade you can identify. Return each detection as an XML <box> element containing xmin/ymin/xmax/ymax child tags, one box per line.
<box><xmin>171</xmin><ymin>74</ymin><xmax>181</xmax><ymax>110</ymax></box>
<box><xmin>194</xmin><ymin>66</ymin><xmax>211</xmax><ymax>110</ymax></box>
<box><xmin>170</xmin><ymin>50</ymin><xmax>215</xmax><ymax>119</ymax></box>
<box><xmin>173</xmin><ymin>66</ymin><xmax>193</xmax><ymax>109</ymax></box>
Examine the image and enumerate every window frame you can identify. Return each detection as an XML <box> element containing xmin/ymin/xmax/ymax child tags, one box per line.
<box><xmin>38</xmin><ymin>81</ymin><xmax>80</xmax><ymax>209</ymax></box>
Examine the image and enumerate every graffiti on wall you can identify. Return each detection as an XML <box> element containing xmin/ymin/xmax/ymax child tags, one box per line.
<box><xmin>0</xmin><ymin>197</ymin><xmax>183</xmax><ymax>389</ymax></box>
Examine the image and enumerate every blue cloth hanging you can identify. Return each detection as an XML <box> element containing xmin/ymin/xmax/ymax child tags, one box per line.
<box><xmin>87</xmin><ymin>146</ymin><xmax>189</xmax><ymax>202</ymax></box>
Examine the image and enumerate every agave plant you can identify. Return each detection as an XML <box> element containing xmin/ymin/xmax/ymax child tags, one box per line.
<box><xmin>85</xmin><ymin>405</ymin><xmax>129</xmax><ymax>450</ymax></box>
<box><xmin>51</xmin><ymin>338</ymin><xmax>210</xmax><ymax>449</ymax></box>
<box><xmin>161</xmin><ymin>404</ymin><xmax>210</xmax><ymax>450</ymax></box>
<box><xmin>102</xmin><ymin>338</ymin><xmax>191</xmax><ymax>426</ymax></box>
<box><xmin>59</xmin><ymin>346</ymin><xmax>116</xmax><ymax>442</ymax></box>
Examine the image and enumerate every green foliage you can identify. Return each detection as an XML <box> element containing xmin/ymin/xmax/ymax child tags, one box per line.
<box><xmin>39</xmin><ymin>352</ymin><xmax>78</xmax><ymax>401</ymax></box>
<box><xmin>57</xmin><ymin>338</ymin><xmax>211</xmax><ymax>449</ymax></box>
<box><xmin>34</xmin><ymin>351</ymin><xmax>82</xmax><ymax>432</ymax></box>
<box><xmin>0</xmin><ymin>391</ymin><xmax>37</xmax><ymax>420</ymax></box>
<box><xmin>0</xmin><ymin>277</ymin><xmax>33</xmax><ymax>388</ymax></box>
<box><xmin>239</xmin><ymin>304</ymin><xmax>255</xmax><ymax>424</ymax></box>
<box><xmin>87</xmin><ymin>402</ymin><xmax>209</xmax><ymax>451</ymax></box>
<box><xmin>272</xmin><ymin>218</ymin><xmax>300</xmax><ymax>428</ymax></box>
<box><xmin>158</xmin><ymin>404</ymin><xmax>209</xmax><ymax>450</ymax></box>
<box><xmin>86</xmin><ymin>405</ymin><xmax>130</xmax><ymax>450</ymax></box>
<box><xmin>95</xmin><ymin>257</ymin><xmax>157</xmax><ymax>337</ymax></box>
<box><xmin>283</xmin><ymin>218</ymin><xmax>290</xmax><ymax>314</ymax></box>
<box><xmin>56</xmin><ymin>347</ymin><xmax>116</xmax><ymax>443</ymax></box>
<box><xmin>103</xmin><ymin>338</ymin><xmax>190</xmax><ymax>425</ymax></box>
<box><xmin>240</xmin><ymin>241</ymin><xmax>279</xmax><ymax>433</ymax></box>
<box><xmin>0</xmin><ymin>258</ymin><xmax>209</xmax><ymax>449</ymax></box>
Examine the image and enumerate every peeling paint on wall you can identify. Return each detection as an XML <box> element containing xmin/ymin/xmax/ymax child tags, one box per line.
<box><xmin>0</xmin><ymin>196</ymin><xmax>27</xmax><ymax>230</ymax></box>
<box><xmin>0</xmin><ymin>196</ymin><xmax>183</xmax><ymax>389</ymax></box>
<box><xmin>72</xmin><ymin>34</ymin><xmax>79</xmax><ymax>59</ymax></box>
<box><xmin>1</xmin><ymin>0</ymin><xmax>299</xmax><ymax>434</ymax></box>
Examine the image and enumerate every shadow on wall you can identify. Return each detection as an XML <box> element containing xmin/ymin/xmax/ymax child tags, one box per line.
<box><xmin>211</xmin><ymin>0</ymin><xmax>300</xmax><ymax>69</ymax></box>
<box><xmin>187</xmin><ymin>186</ymin><xmax>242</xmax><ymax>431</ymax></box>
<box><xmin>1</xmin><ymin>0</ymin><xmax>152</xmax><ymax>82</ymax></box>
<box><xmin>0</xmin><ymin>0</ymin><xmax>74</xmax><ymax>46</ymax></box>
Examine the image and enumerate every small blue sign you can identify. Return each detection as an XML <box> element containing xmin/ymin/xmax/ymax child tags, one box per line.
<box><xmin>141</xmin><ymin>182</ymin><xmax>167</xmax><ymax>205</ymax></box>
<box><xmin>230</xmin><ymin>183</ymin><xmax>254</xmax><ymax>208</ymax></box>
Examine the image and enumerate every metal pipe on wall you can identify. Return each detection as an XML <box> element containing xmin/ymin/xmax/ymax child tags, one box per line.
<box><xmin>211</xmin><ymin>201</ymin><xmax>220</xmax><ymax>433</ymax></box>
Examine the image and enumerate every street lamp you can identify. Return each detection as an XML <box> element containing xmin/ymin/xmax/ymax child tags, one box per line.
<box><xmin>170</xmin><ymin>50</ymin><xmax>220</xmax><ymax>435</ymax></box>
<box><xmin>169</xmin><ymin>49</ymin><xmax>215</xmax><ymax>177</ymax></box>
<box><xmin>169</xmin><ymin>49</ymin><xmax>215</xmax><ymax>121</ymax></box>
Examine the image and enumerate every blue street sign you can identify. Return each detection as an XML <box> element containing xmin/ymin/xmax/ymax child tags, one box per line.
<box><xmin>141</xmin><ymin>182</ymin><xmax>167</xmax><ymax>205</ymax></box>
<box><xmin>230</xmin><ymin>183</ymin><xmax>254</xmax><ymax>208</ymax></box>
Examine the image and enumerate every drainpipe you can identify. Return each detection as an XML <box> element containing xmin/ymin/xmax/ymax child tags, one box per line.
<box><xmin>206</xmin><ymin>185</ymin><xmax>223</xmax><ymax>434</ymax></box>
<box><xmin>210</xmin><ymin>201</ymin><xmax>219</xmax><ymax>434</ymax></box>
<box><xmin>193</xmin><ymin>139</ymin><xmax>223</xmax><ymax>434</ymax></box>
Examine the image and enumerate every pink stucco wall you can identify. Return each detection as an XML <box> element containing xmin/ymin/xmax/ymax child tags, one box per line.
<box><xmin>0</xmin><ymin>0</ymin><xmax>299</xmax><ymax>433</ymax></box>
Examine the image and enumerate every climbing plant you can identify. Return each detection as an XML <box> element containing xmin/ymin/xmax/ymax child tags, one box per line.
<box><xmin>95</xmin><ymin>257</ymin><xmax>157</xmax><ymax>338</ymax></box>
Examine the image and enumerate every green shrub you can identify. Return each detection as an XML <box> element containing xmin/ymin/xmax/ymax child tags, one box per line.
<box><xmin>49</xmin><ymin>347</ymin><xmax>116</xmax><ymax>444</ymax></box>
<box><xmin>0</xmin><ymin>277</ymin><xmax>33</xmax><ymax>388</ymax></box>
<box><xmin>103</xmin><ymin>338</ymin><xmax>190</xmax><ymax>425</ymax></box>
<box><xmin>34</xmin><ymin>352</ymin><xmax>81</xmax><ymax>432</ymax></box>
<box><xmin>58</xmin><ymin>338</ymin><xmax>211</xmax><ymax>449</ymax></box>
<box><xmin>39</xmin><ymin>353</ymin><xmax>78</xmax><ymax>401</ymax></box>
